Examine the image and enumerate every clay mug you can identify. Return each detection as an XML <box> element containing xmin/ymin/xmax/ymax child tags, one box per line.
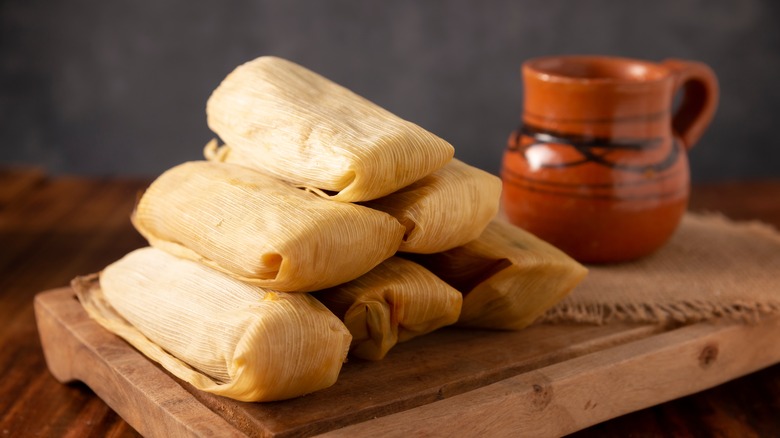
<box><xmin>501</xmin><ymin>55</ymin><xmax>718</xmax><ymax>263</ymax></box>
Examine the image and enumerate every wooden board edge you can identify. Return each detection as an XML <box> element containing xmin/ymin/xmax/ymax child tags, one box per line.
<box><xmin>34</xmin><ymin>288</ymin><xmax>248</xmax><ymax>438</ymax></box>
<box><xmin>320</xmin><ymin>315</ymin><xmax>780</xmax><ymax>437</ymax></box>
<box><xmin>34</xmin><ymin>286</ymin><xmax>780</xmax><ymax>438</ymax></box>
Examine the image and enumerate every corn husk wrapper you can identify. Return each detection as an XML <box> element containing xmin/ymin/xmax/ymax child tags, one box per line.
<box><xmin>132</xmin><ymin>161</ymin><xmax>405</xmax><ymax>292</ymax></box>
<box><xmin>409</xmin><ymin>220</ymin><xmax>588</xmax><ymax>330</ymax></box>
<box><xmin>73</xmin><ymin>247</ymin><xmax>352</xmax><ymax>402</ymax></box>
<box><xmin>363</xmin><ymin>159</ymin><xmax>501</xmax><ymax>254</ymax></box>
<box><xmin>314</xmin><ymin>257</ymin><xmax>462</xmax><ymax>361</ymax></box>
<box><xmin>205</xmin><ymin>56</ymin><xmax>454</xmax><ymax>202</ymax></box>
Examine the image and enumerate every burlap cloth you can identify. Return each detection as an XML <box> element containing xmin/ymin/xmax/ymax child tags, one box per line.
<box><xmin>540</xmin><ymin>213</ymin><xmax>780</xmax><ymax>325</ymax></box>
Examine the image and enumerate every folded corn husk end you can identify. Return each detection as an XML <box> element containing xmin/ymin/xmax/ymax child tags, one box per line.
<box><xmin>73</xmin><ymin>247</ymin><xmax>352</xmax><ymax>402</ymax></box>
<box><xmin>205</xmin><ymin>56</ymin><xmax>454</xmax><ymax>202</ymax></box>
<box><xmin>314</xmin><ymin>257</ymin><xmax>462</xmax><ymax>361</ymax></box>
<box><xmin>458</xmin><ymin>257</ymin><xmax>588</xmax><ymax>330</ymax></box>
<box><xmin>203</xmin><ymin>138</ymin><xmax>230</xmax><ymax>162</ymax></box>
<box><xmin>409</xmin><ymin>219</ymin><xmax>587</xmax><ymax>331</ymax></box>
<box><xmin>366</xmin><ymin>159</ymin><xmax>502</xmax><ymax>254</ymax></box>
<box><xmin>456</xmin><ymin>221</ymin><xmax>588</xmax><ymax>330</ymax></box>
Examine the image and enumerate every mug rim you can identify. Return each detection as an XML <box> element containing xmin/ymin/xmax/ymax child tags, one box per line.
<box><xmin>523</xmin><ymin>55</ymin><xmax>672</xmax><ymax>85</ymax></box>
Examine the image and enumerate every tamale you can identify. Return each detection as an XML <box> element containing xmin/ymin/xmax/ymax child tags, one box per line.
<box><xmin>132</xmin><ymin>161</ymin><xmax>406</xmax><ymax>292</ymax></box>
<box><xmin>73</xmin><ymin>247</ymin><xmax>352</xmax><ymax>402</ymax></box>
<box><xmin>205</xmin><ymin>56</ymin><xmax>454</xmax><ymax>202</ymax></box>
<box><xmin>363</xmin><ymin>159</ymin><xmax>502</xmax><ymax>254</ymax></box>
<box><xmin>409</xmin><ymin>220</ymin><xmax>588</xmax><ymax>330</ymax></box>
<box><xmin>314</xmin><ymin>257</ymin><xmax>462</xmax><ymax>361</ymax></box>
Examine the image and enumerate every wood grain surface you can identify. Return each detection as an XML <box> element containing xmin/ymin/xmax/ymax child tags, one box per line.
<box><xmin>2</xmin><ymin>167</ymin><xmax>780</xmax><ymax>437</ymax></box>
<box><xmin>37</xmin><ymin>287</ymin><xmax>672</xmax><ymax>437</ymax></box>
<box><xmin>35</xmin><ymin>287</ymin><xmax>780</xmax><ymax>437</ymax></box>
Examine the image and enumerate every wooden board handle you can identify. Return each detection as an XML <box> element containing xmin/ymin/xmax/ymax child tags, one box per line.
<box><xmin>34</xmin><ymin>289</ymin><xmax>245</xmax><ymax>438</ymax></box>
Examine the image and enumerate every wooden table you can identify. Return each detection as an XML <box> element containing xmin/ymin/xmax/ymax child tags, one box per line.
<box><xmin>1</xmin><ymin>167</ymin><xmax>779</xmax><ymax>437</ymax></box>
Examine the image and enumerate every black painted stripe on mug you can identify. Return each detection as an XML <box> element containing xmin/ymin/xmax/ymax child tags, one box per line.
<box><xmin>501</xmin><ymin>176</ymin><xmax>688</xmax><ymax>202</ymax></box>
<box><xmin>524</xmin><ymin>110</ymin><xmax>670</xmax><ymax>125</ymax></box>
<box><xmin>501</xmin><ymin>166</ymin><xmax>685</xmax><ymax>190</ymax></box>
<box><xmin>509</xmin><ymin>125</ymin><xmax>680</xmax><ymax>174</ymax></box>
<box><xmin>516</xmin><ymin>125</ymin><xmax>664</xmax><ymax>151</ymax></box>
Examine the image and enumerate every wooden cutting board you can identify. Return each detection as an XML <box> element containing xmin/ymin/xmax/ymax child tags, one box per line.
<box><xmin>35</xmin><ymin>287</ymin><xmax>780</xmax><ymax>437</ymax></box>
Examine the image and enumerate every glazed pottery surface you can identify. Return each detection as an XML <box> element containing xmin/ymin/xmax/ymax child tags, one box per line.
<box><xmin>501</xmin><ymin>55</ymin><xmax>718</xmax><ymax>263</ymax></box>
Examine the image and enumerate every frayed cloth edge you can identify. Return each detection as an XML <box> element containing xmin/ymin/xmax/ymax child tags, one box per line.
<box><xmin>540</xmin><ymin>300</ymin><xmax>780</xmax><ymax>326</ymax></box>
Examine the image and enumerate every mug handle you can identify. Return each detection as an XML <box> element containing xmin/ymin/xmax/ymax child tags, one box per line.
<box><xmin>661</xmin><ymin>59</ymin><xmax>719</xmax><ymax>150</ymax></box>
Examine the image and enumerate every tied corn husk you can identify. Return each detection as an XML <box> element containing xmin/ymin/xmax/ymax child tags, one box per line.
<box><xmin>132</xmin><ymin>161</ymin><xmax>405</xmax><ymax>292</ymax></box>
<box><xmin>409</xmin><ymin>220</ymin><xmax>588</xmax><ymax>330</ymax></box>
<box><xmin>364</xmin><ymin>159</ymin><xmax>502</xmax><ymax>254</ymax></box>
<box><xmin>73</xmin><ymin>247</ymin><xmax>352</xmax><ymax>402</ymax></box>
<box><xmin>314</xmin><ymin>257</ymin><xmax>462</xmax><ymax>361</ymax></box>
<box><xmin>205</xmin><ymin>56</ymin><xmax>454</xmax><ymax>202</ymax></box>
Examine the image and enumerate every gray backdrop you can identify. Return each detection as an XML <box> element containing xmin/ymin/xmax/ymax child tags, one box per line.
<box><xmin>2</xmin><ymin>0</ymin><xmax>779</xmax><ymax>182</ymax></box>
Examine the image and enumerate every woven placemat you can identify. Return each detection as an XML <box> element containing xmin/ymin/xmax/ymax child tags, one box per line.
<box><xmin>541</xmin><ymin>213</ymin><xmax>780</xmax><ymax>325</ymax></box>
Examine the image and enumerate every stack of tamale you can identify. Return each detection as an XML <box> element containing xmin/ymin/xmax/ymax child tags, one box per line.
<box><xmin>74</xmin><ymin>56</ymin><xmax>586</xmax><ymax>403</ymax></box>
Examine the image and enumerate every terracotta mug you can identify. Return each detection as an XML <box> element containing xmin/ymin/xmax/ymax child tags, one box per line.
<box><xmin>501</xmin><ymin>55</ymin><xmax>718</xmax><ymax>263</ymax></box>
